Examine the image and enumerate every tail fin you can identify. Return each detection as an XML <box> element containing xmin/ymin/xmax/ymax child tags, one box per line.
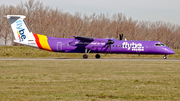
<box><xmin>6</xmin><ymin>15</ymin><xmax>37</xmax><ymax>47</ymax></box>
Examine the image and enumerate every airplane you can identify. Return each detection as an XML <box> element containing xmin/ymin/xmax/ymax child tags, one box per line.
<box><xmin>6</xmin><ymin>15</ymin><xmax>175</xmax><ymax>59</ymax></box>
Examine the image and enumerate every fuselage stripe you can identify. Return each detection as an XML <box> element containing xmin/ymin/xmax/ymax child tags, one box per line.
<box><xmin>33</xmin><ymin>33</ymin><xmax>43</xmax><ymax>49</ymax></box>
<box><xmin>37</xmin><ymin>34</ymin><xmax>52</xmax><ymax>51</ymax></box>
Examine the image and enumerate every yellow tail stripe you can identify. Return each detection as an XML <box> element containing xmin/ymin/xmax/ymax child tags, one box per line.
<box><xmin>37</xmin><ymin>34</ymin><xmax>52</xmax><ymax>51</ymax></box>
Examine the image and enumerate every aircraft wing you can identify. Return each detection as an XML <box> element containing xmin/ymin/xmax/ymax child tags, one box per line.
<box><xmin>70</xmin><ymin>36</ymin><xmax>108</xmax><ymax>46</ymax></box>
<box><xmin>72</xmin><ymin>36</ymin><xmax>108</xmax><ymax>42</ymax></box>
<box><xmin>73</xmin><ymin>36</ymin><xmax>94</xmax><ymax>41</ymax></box>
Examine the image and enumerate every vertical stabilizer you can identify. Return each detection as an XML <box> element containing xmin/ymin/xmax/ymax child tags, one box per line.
<box><xmin>6</xmin><ymin>15</ymin><xmax>37</xmax><ymax>47</ymax></box>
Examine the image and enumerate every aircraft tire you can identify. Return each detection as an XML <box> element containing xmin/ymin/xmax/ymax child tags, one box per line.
<box><xmin>163</xmin><ymin>56</ymin><xmax>167</xmax><ymax>59</ymax></box>
<box><xmin>95</xmin><ymin>54</ymin><xmax>101</xmax><ymax>59</ymax></box>
<box><xmin>83</xmin><ymin>54</ymin><xmax>88</xmax><ymax>59</ymax></box>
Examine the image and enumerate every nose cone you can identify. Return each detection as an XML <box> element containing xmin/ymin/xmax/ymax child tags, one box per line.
<box><xmin>163</xmin><ymin>47</ymin><xmax>175</xmax><ymax>54</ymax></box>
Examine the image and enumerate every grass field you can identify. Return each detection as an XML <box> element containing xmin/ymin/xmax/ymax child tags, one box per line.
<box><xmin>0</xmin><ymin>60</ymin><xmax>180</xmax><ymax>100</ymax></box>
<box><xmin>0</xmin><ymin>46</ymin><xmax>180</xmax><ymax>59</ymax></box>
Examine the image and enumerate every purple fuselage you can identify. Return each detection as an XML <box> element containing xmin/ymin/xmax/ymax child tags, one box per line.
<box><xmin>46</xmin><ymin>36</ymin><xmax>175</xmax><ymax>55</ymax></box>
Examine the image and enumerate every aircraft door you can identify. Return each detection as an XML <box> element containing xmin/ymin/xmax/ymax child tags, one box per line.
<box><xmin>57</xmin><ymin>42</ymin><xmax>62</xmax><ymax>51</ymax></box>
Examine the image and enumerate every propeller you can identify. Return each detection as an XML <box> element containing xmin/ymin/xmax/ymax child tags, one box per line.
<box><xmin>106</xmin><ymin>39</ymin><xmax>114</xmax><ymax>53</ymax></box>
<box><xmin>119</xmin><ymin>34</ymin><xmax>123</xmax><ymax>40</ymax></box>
<box><xmin>105</xmin><ymin>34</ymin><xmax>123</xmax><ymax>54</ymax></box>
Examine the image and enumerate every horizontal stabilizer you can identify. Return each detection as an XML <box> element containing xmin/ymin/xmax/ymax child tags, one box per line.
<box><xmin>6</xmin><ymin>15</ymin><xmax>26</xmax><ymax>19</ymax></box>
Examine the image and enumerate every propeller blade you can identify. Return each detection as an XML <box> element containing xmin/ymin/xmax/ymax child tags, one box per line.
<box><xmin>106</xmin><ymin>39</ymin><xmax>114</xmax><ymax>53</ymax></box>
<box><xmin>108</xmin><ymin>44</ymin><xmax>111</xmax><ymax>53</ymax></box>
<box><xmin>110</xmin><ymin>44</ymin><xmax>111</xmax><ymax>53</ymax></box>
<box><xmin>119</xmin><ymin>34</ymin><xmax>123</xmax><ymax>40</ymax></box>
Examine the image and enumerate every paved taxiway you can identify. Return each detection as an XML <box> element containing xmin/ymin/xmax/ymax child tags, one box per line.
<box><xmin>0</xmin><ymin>58</ymin><xmax>180</xmax><ymax>61</ymax></box>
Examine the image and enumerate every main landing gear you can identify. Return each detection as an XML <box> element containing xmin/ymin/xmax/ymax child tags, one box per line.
<box><xmin>83</xmin><ymin>54</ymin><xmax>88</xmax><ymax>59</ymax></box>
<box><xmin>95</xmin><ymin>54</ymin><xmax>101</xmax><ymax>59</ymax></box>
<box><xmin>83</xmin><ymin>53</ymin><xmax>101</xmax><ymax>59</ymax></box>
<box><xmin>83</xmin><ymin>49</ymin><xmax>101</xmax><ymax>59</ymax></box>
<box><xmin>83</xmin><ymin>49</ymin><xmax>91</xmax><ymax>59</ymax></box>
<box><xmin>163</xmin><ymin>55</ymin><xmax>167</xmax><ymax>59</ymax></box>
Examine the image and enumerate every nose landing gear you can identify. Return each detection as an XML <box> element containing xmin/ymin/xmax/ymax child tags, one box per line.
<box><xmin>163</xmin><ymin>55</ymin><xmax>167</xmax><ymax>59</ymax></box>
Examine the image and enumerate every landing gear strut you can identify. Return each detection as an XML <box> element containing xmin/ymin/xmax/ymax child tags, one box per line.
<box><xmin>95</xmin><ymin>54</ymin><xmax>101</xmax><ymax>59</ymax></box>
<box><xmin>83</xmin><ymin>49</ymin><xmax>91</xmax><ymax>59</ymax></box>
<box><xmin>163</xmin><ymin>55</ymin><xmax>167</xmax><ymax>59</ymax></box>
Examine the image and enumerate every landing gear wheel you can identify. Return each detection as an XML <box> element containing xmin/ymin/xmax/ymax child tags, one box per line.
<box><xmin>95</xmin><ymin>54</ymin><xmax>101</xmax><ymax>59</ymax></box>
<box><xmin>163</xmin><ymin>56</ymin><xmax>167</xmax><ymax>59</ymax></box>
<box><xmin>83</xmin><ymin>54</ymin><xmax>88</xmax><ymax>59</ymax></box>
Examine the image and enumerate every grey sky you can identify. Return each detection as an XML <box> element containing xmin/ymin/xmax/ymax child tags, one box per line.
<box><xmin>1</xmin><ymin>0</ymin><xmax>180</xmax><ymax>25</ymax></box>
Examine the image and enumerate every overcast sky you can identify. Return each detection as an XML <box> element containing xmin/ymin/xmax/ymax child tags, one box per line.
<box><xmin>1</xmin><ymin>0</ymin><xmax>180</xmax><ymax>25</ymax></box>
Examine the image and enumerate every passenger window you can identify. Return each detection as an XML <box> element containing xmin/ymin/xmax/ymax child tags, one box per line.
<box><xmin>161</xmin><ymin>44</ymin><xmax>165</xmax><ymax>46</ymax></box>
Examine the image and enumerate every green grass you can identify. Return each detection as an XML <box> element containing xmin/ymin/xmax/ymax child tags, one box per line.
<box><xmin>0</xmin><ymin>46</ymin><xmax>180</xmax><ymax>59</ymax></box>
<box><xmin>0</xmin><ymin>60</ymin><xmax>180</xmax><ymax>100</ymax></box>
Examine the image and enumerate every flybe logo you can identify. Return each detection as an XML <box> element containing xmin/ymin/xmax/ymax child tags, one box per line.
<box><xmin>16</xmin><ymin>20</ymin><xmax>26</xmax><ymax>42</ymax></box>
<box><xmin>122</xmin><ymin>42</ymin><xmax>144</xmax><ymax>51</ymax></box>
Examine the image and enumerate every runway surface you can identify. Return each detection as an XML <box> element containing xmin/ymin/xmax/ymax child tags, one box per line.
<box><xmin>0</xmin><ymin>58</ymin><xmax>180</xmax><ymax>61</ymax></box>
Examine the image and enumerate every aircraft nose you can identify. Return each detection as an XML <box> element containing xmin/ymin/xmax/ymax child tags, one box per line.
<box><xmin>163</xmin><ymin>47</ymin><xmax>175</xmax><ymax>54</ymax></box>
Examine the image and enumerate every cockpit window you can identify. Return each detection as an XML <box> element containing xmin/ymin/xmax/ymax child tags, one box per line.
<box><xmin>155</xmin><ymin>43</ymin><xmax>165</xmax><ymax>46</ymax></box>
<box><xmin>161</xmin><ymin>44</ymin><xmax>165</xmax><ymax>46</ymax></box>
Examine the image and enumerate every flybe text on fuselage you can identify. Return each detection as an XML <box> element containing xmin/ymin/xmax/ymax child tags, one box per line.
<box><xmin>122</xmin><ymin>42</ymin><xmax>144</xmax><ymax>51</ymax></box>
<box><xmin>16</xmin><ymin>20</ymin><xmax>26</xmax><ymax>42</ymax></box>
